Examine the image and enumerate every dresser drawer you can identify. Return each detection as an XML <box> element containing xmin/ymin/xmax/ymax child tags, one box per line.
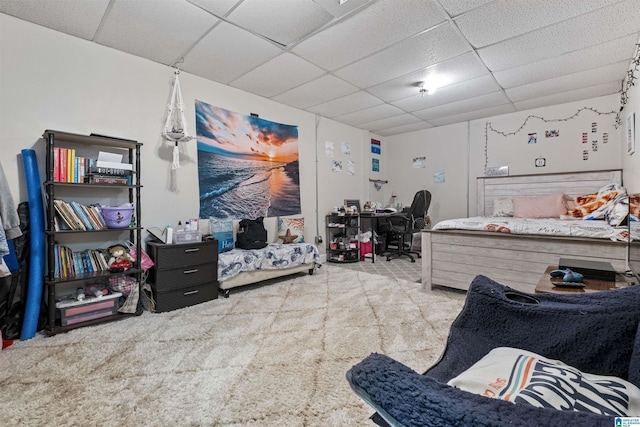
<box><xmin>147</xmin><ymin>241</ymin><xmax>217</xmax><ymax>269</ymax></box>
<box><xmin>154</xmin><ymin>281</ymin><xmax>218</xmax><ymax>312</ymax></box>
<box><xmin>149</xmin><ymin>262</ymin><xmax>217</xmax><ymax>292</ymax></box>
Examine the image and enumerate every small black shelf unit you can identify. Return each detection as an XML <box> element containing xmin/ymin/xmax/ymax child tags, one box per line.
<box><xmin>43</xmin><ymin>129</ymin><xmax>143</xmax><ymax>335</ymax></box>
<box><xmin>325</xmin><ymin>213</ymin><xmax>360</xmax><ymax>263</ymax></box>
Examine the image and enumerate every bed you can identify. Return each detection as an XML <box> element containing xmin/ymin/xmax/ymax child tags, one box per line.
<box><xmin>217</xmin><ymin>242</ymin><xmax>320</xmax><ymax>297</ymax></box>
<box><xmin>422</xmin><ymin>169</ymin><xmax>633</xmax><ymax>293</ymax></box>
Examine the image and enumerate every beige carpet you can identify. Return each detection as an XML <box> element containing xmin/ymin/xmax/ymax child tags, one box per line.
<box><xmin>0</xmin><ymin>265</ymin><xmax>466</xmax><ymax>426</ymax></box>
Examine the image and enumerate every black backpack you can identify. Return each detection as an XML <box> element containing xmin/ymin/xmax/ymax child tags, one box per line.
<box><xmin>235</xmin><ymin>217</ymin><xmax>268</xmax><ymax>250</ymax></box>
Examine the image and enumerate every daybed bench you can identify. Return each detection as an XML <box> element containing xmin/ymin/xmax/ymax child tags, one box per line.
<box><xmin>217</xmin><ymin>242</ymin><xmax>320</xmax><ymax>297</ymax></box>
<box><xmin>422</xmin><ymin>169</ymin><xmax>634</xmax><ymax>293</ymax></box>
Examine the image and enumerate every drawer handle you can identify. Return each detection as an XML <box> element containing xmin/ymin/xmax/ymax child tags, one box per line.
<box><xmin>184</xmin><ymin>248</ymin><xmax>200</xmax><ymax>253</ymax></box>
<box><xmin>183</xmin><ymin>269</ymin><xmax>198</xmax><ymax>274</ymax></box>
<box><xmin>183</xmin><ymin>290</ymin><xmax>199</xmax><ymax>296</ymax></box>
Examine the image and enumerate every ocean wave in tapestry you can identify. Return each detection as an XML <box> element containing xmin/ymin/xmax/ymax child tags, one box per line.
<box><xmin>196</xmin><ymin>99</ymin><xmax>301</xmax><ymax>220</ymax></box>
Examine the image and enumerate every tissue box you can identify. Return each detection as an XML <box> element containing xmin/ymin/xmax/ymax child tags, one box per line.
<box><xmin>174</xmin><ymin>231</ymin><xmax>203</xmax><ymax>244</ymax></box>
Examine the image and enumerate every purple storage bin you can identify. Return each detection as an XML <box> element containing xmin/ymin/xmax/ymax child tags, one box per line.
<box><xmin>101</xmin><ymin>206</ymin><xmax>133</xmax><ymax>228</ymax></box>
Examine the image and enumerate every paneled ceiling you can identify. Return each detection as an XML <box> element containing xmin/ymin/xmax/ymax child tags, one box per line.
<box><xmin>2</xmin><ymin>0</ymin><xmax>639</xmax><ymax>136</ymax></box>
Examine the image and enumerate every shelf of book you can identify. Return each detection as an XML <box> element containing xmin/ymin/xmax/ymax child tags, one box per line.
<box><xmin>43</xmin><ymin>129</ymin><xmax>143</xmax><ymax>336</ymax></box>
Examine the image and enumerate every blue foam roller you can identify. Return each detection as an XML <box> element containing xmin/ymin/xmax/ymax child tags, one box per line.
<box><xmin>20</xmin><ymin>149</ymin><xmax>45</xmax><ymax>340</ymax></box>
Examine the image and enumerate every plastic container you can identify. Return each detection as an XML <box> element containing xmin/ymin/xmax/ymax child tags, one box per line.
<box><xmin>101</xmin><ymin>206</ymin><xmax>134</xmax><ymax>228</ymax></box>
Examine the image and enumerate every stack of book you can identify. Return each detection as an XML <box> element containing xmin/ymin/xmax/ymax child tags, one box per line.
<box><xmin>53</xmin><ymin>244</ymin><xmax>111</xmax><ymax>279</ymax></box>
<box><xmin>53</xmin><ymin>199</ymin><xmax>107</xmax><ymax>231</ymax></box>
<box><xmin>52</xmin><ymin>148</ymin><xmax>133</xmax><ymax>184</ymax></box>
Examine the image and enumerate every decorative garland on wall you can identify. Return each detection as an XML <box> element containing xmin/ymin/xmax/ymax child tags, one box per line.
<box><xmin>616</xmin><ymin>42</ymin><xmax>640</xmax><ymax>128</ymax></box>
<box><xmin>484</xmin><ymin>107</ymin><xmax>616</xmax><ymax>173</ymax></box>
<box><xmin>484</xmin><ymin>43</ymin><xmax>640</xmax><ymax>174</ymax></box>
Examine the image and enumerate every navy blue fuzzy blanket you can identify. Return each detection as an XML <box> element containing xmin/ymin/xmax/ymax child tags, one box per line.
<box><xmin>347</xmin><ymin>275</ymin><xmax>640</xmax><ymax>427</ymax></box>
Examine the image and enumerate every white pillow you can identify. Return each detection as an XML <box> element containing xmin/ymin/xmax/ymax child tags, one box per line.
<box><xmin>448</xmin><ymin>347</ymin><xmax>640</xmax><ymax>416</ymax></box>
<box><xmin>492</xmin><ymin>198</ymin><xmax>514</xmax><ymax>217</ymax></box>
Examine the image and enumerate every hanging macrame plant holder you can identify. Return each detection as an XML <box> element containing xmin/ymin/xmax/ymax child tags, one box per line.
<box><xmin>162</xmin><ymin>69</ymin><xmax>193</xmax><ymax>169</ymax></box>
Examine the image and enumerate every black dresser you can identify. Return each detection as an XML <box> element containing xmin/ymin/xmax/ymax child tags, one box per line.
<box><xmin>146</xmin><ymin>240</ymin><xmax>218</xmax><ymax>312</ymax></box>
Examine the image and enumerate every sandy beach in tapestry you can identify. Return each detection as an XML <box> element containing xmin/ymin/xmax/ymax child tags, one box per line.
<box><xmin>195</xmin><ymin>99</ymin><xmax>301</xmax><ymax>220</ymax></box>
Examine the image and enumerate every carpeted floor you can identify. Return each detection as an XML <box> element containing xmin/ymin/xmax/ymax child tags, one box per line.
<box><xmin>0</xmin><ymin>265</ymin><xmax>466</xmax><ymax>426</ymax></box>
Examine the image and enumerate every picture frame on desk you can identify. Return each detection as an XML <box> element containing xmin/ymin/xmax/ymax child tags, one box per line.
<box><xmin>344</xmin><ymin>199</ymin><xmax>361</xmax><ymax>213</ymax></box>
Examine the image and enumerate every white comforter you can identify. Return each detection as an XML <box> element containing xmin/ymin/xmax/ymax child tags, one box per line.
<box><xmin>218</xmin><ymin>243</ymin><xmax>321</xmax><ymax>282</ymax></box>
<box><xmin>432</xmin><ymin>216</ymin><xmax>639</xmax><ymax>242</ymax></box>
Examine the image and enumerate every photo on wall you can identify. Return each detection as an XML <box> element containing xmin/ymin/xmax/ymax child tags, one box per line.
<box><xmin>196</xmin><ymin>100</ymin><xmax>301</xmax><ymax>219</ymax></box>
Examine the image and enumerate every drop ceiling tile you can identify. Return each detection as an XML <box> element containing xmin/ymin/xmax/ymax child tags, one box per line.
<box><xmin>513</xmin><ymin>81</ymin><xmax>622</xmax><ymax>112</ymax></box>
<box><xmin>230</xmin><ymin>53</ymin><xmax>325</xmax><ymax>98</ymax></box>
<box><xmin>391</xmin><ymin>74</ymin><xmax>501</xmax><ymax>112</ymax></box>
<box><xmin>429</xmin><ymin>104</ymin><xmax>516</xmax><ymax>126</ymax></box>
<box><xmin>334</xmin><ymin>104</ymin><xmax>406</xmax><ymax>126</ymax></box>
<box><xmin>0</xmin><ymin>0</ymin><xmax>110</xmax><ymax>40</ymax></box>
<box><xmin>494</xmin><ymin>34</ymin><xmax>639</xmax><ymax>89</ymax></box>
<box><xmin>335</xmin><ymin>22</ymin><xmax>471</xmax><ymax>88</ymax></box>
<box><xmin>292</xmin><ymin>0</ymin><xmax>448</xmax><ymax>71</ymax></box>
<box><xmin>438</xmin><ymin>0</ymin><xmax>492</xmax><ymax>17</ymax></box>
<box><xmin>181</xmin><ymin>22</ymin><xmax>282</xmax><ymax>84</ymax></box>
<box><xmin>478</xmin><ymin>0</ymin><xmax>640</xmax><ymax>71</ymax></box>
<box><xmin>359</xmin><ymin>114</ymin><xmax>422</xmax><ymax>132</ymax></box>
<box><xmin>505</xmin><ymin>61</ymin><xmax>629</xmax><ymax>102</ymax></box>
<box><xmin>413</xmin><ymin>91</ymin><xmax>511</xmax><ymax>121</ymax></box>
<box><xmin>376</xmin><ymin>121</ymin><xmax>434</xmax><ymax>136</ymax></box>
<box><xmin>272</xmin><ymin>75</ymin><xmax>359</xmax><ymax>109</ymax></box>
<box><xmin>186</xmin><ymin>0</ymin><xmax>241</xmax><ymax>17</ymax></box>
<box><xmin>367</xmin><ymin>52</ymin><xmax>490</xmax><ymax>102</ymax></box>
<box><xmin>312</xmin><ymin>0</ymin><xmax>372</xmax><ymax>18</ymax></box>
<box><xmin>95</xmin><ymin>0</ymin><xmax>216</xmax><ymax>66</ymax></box>
<box><xmin>308</xmin><ymin>91</ymin><xmax>384</xmax><ymax>118</ymax></box>
<box><xmin>225</xmin><ymin>0</ymin><xmax>333</xmax><ymax>46</ymax></box>
<box><xmin>454</xmin><ymin>0</ymin><xmax>619</xmax><ymax>48</ymax></box>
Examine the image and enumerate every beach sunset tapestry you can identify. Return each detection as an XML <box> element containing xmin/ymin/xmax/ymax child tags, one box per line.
<box><xmin>196</xmin><ymin>100</ymin><xmax>301</xmax><ymax>220</ymax></box>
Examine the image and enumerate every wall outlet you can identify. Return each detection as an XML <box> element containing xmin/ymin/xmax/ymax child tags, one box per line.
<box><xmin>315</xmin><ymin>236</ymin><xmax>323</xmax><ymax>244</ymax></box>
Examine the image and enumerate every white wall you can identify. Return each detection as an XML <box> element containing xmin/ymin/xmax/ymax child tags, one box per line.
<box><xmin>621</xmin><ymin>40</ymin><xmax>640</xmax><ymax>193</ymax></box>
<box><xmin>0</xmin><ymin>14</ymin><xmax>370</xmax><ymax>246</ymax></box>
<box><xmin>385</xmin><ymin>95</ymin><xmax>624</xmax><ymax>222</ymax></box>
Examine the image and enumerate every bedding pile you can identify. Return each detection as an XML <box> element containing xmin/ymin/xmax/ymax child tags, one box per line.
<box><xmin>564</xmin><ymin>183</ymin><xmax>639</xmax><ymax>225</ymax></box>
<box><xmin>218</xmin><ymin>242</ymin><xmax>320</xmax><ymax>282</ymax></box>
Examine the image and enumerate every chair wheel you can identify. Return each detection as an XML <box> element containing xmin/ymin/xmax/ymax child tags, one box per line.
<box><xmin>386</xmin><ymin>257</ymin><xmax>391</xmax><ymax>261</ymax></box>
<box><xmin>411</xmin><ymin>259</ymin><xmax>416</xmax><ymax>263</ymax></box>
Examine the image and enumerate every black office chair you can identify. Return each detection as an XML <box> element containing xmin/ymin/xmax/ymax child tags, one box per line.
<box><xmin>385</xmin><ymin>190</ymin><xmax>431</xmax><ymax>263</ymax></box>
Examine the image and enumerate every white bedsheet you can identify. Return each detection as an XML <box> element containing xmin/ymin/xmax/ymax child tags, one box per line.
<box><xmin>432</xmin><ymin>216</ymin><xmax>639</xmax><ymax>242</ymax></box>
<box><xmin>218</xmin><ymin>243</ymin><xmax>321</xmax><ymax>282</ymax></box>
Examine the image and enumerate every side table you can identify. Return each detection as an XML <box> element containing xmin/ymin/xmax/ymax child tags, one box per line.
<box><xmin>535</xmin><ymin>265</ymin><xmax>634</xmax><ymax>294</ymax></box>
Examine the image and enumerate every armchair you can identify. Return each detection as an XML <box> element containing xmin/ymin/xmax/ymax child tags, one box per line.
<box><xmin>347</xmin><ymin>275</ymin><xmax>640</xmax><ymax>426</ymax></box>
<box><xmin>385</xmin><ymin>190</ymin><xmax>431</xmax><ymax>262</ymax></box>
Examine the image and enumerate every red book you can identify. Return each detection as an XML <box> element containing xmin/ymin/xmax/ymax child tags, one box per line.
<box><xmin>59</xmin><ymin>147</ymin><xmax>68</xmax><ymax>183</ymax></box>
<box><xmin>53</xmin><ymin>147</ymin><xmax>60</xmax><ymax>182</ymax></box>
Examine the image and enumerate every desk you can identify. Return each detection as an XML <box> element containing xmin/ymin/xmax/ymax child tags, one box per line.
<box><xmin>535</xmin><ymin>265</ymin><xmax>634</xmax><ymax>294</ymax></box>
<box><xmin>359</xmin><ymin>213</ymin><xmax>390</xmax><ymax>263</ymax></box>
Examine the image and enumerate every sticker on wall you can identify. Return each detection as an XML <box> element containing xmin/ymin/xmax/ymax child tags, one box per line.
<box><xmin>325</xmin><ymin>141</ymin><xmax>335</xmax><ymax>157</ymax></box>
<box><xmin>342</xmin><ymin>142</ymin><xmax>351</xmax><ymax>155</ymax></box>
<box><xmin>433</xmin><ymin>169</ymin><xmax>445</xmax><ymax>183</ymax></box>
<box><xmin>592</xmin><ymin>122</ymin><xmax>597</xmax><ymax>133</ymax></box>
<box><xmin>372</xmin><ymin>158</ymin><xmax>380</xmax><ymax>172</ymax></box>
<box><xmin>527</xmin><ymin>133</ymin><xmax>537</xmax><ymax>144</ymax></box>
<box><xmin>332</xmin><ymin>160</ymin><xmax>343</xmax><ymax>173</ymax></box>
<box><xmin>583</xmin><ymin>149</ymin><xmax>589</xmax><ymax>160</ymax></box>
<box><xmin>603</xmin><ymin>133</ymin><xmax>609</xmax><ymax>144</ymax></box>
<box><xmin>371</xmin><ymin>138</ymin><xmax>381</xmax><ymax>155</ymax></box>
<box><xmin>347</xmin><ymin>160</ymin><xmax>355</xmax><ymax>176</ymax></box>
<box><xmin>544</xmin><ymin>130</ymin><xmax>559</xmax><ymax>138</ymax></box>
<box><xmin>412</xmin><ymin>156</ymin><xmax>426</xmax><ymax>169</ymax></box>
<box><xmin>592</xmin><ymin>140</ymin><xmax>598</xmax><ymax>152</ymax></box>
<box><xmin>582</xmin><ymin>132</ymin><xmax>588</xmax><ymax>143</ymax></box>
<box><xmin>535</xmin><ymin>157</ymin><xmax>546</xmax><ymax>167</ymax></box>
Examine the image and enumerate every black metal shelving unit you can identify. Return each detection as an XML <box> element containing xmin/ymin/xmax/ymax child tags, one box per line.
<box><xmin>42</xmin><ymin>129</ymin><xmax>143</xmax><ymax>335</ymax></box>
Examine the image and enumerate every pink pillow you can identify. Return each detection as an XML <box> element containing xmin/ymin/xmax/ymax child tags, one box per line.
<box><xmin>512</xmin><ymin>192</ymin><xmax>572</xmax><ymax>218</ymax></box>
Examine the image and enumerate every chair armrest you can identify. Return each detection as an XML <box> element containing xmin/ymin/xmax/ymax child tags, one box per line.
<box><xmin>347</xmin><ymin>353</ymin><xmax>613</xmax><ymax>427</ymax></box>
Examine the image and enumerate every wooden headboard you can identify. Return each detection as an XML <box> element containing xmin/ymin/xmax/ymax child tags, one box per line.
<box><xmin>477</xmin><ymin>169</ymin><xmax>623</xmax><ymax>217</ymax></box>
